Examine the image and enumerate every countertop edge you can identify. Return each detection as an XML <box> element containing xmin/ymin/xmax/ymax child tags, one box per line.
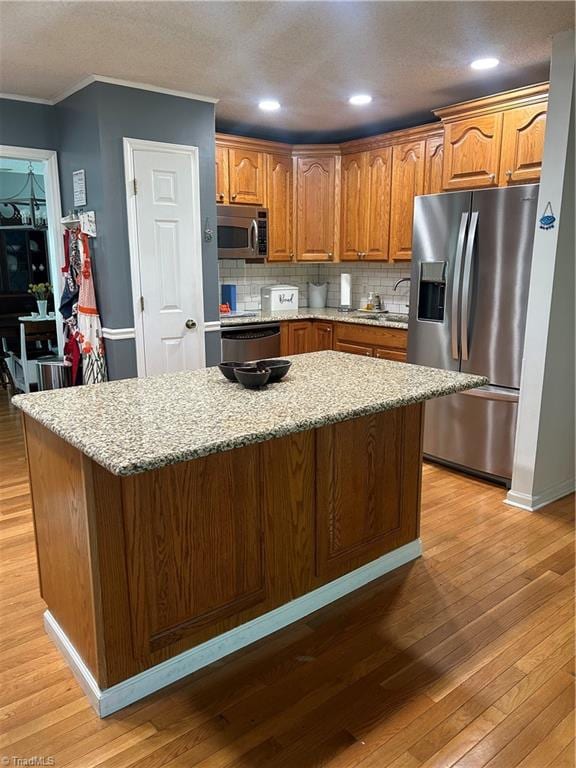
<box><xmin>14</xmin><ymin>375</ymin><xmax>486</xmax><ymax>477</ymax></box>
<box><xmin>220</xmin><ymin>310</ymin><xmax>409</xmax><ymax>330</ymax></box>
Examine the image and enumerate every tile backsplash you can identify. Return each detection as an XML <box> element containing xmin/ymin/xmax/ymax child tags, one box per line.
<box><xmin>218</xmin><ymin>261</ymin><xmax>412</xmax><ymax>314</ymax></box>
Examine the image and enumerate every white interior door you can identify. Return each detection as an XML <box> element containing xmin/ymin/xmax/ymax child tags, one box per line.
<box><xmin>126</xmin><ymin>140</ymin><xmax>205</xmax><ymax>377</ymax></box>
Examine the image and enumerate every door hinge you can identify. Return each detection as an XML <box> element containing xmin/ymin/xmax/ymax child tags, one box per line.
<box><xmin>133</xmin><ymin>178</ymin><xmax>138</xmax><ymax>195</ymax></box>
<box><xmin>140</xmin><ymin>295</ymin><xmax>145</xmax><ymax>312</ymax></box>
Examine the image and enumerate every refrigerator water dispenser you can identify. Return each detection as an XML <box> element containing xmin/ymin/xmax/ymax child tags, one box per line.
<box><xmin>417</xmin><ymin>261</ymin><xmax>447</xmax><ymax>322</ymax></box>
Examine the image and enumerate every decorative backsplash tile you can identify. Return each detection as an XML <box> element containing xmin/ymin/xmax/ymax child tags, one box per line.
<box><xmin>218</xmin><ymin>261</ymin><xmax>412</xmax><ymax>314</ymax></box>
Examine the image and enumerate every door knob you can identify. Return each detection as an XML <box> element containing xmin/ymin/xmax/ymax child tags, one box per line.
<box><xmin>185</xmin><ymin>319</ymin><xmax>197</xmax><ymax>329</ymax></box>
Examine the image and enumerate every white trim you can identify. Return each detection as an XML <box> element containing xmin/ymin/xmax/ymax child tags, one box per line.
<box><xmin>101</xmin><ymin>327</ymin><xmax>136</xmax><ymax>341</ymax></box>
<box><xmin>51</xmin><ymin>75</ymin><xmax>218</xmax><ymax>106</ymax></box>
<box><xmin>204</xmin><ymin>321</ymin><xmax>221</xmax><ymax>332</ymax></box>
<box><xmin>0</xmin><ymin>145</ymin><xmax>65</xmax><ymax>356</ymax></box>
<box><xmin>506</xmin><ymin>478</ymin><xmax>575</xmax><ymax>511</ymax></box>
<box><xmin>44</xmin><ymin>539</ymin><xmax>421</xmax><ymax>717</ymax></box>
<box><xmin>0</xmin><ymin>92</ymin><xmax>52</xmax><ymax>105</ymax></box>
<box><xmin>123</xmin><ymin>137</ymin><xmax>206</xmax><ymax>377</ymax></box>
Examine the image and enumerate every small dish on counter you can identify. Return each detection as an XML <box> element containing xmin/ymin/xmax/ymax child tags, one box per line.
<box><xmin>218</xmin><ymin>361</ymin><xmax>244</xmax><ymax>381</ymax></box>
<box><xmin>256</xmin><ymin>359</ymin><xmax>291</xmax><ymax>382</ymax></box>
<box><xmin>234</xmin><ymin>366</ymin><xmax>271</xmax><ymax>389</ymax></box>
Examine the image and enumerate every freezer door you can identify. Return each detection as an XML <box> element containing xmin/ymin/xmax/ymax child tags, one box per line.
<box><xmin>460</xmin><ymin>185</ymin><xmax>538</xmax><ymax>388</ymax></box>
<box><xmin>407</xmin><ymin>192</ymin><xmax>472</xmax><ymax>371</ymax></box>
<box><xmin>423</xmin><ymin>385</ymin><xmax>520</xmax><ymax>482</ymax></box>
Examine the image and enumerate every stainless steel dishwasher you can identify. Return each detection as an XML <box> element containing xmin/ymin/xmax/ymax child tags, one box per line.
<box><xmin>220</xmin><ymin>323</ymin><xmax>281</xmax><ymax>362</ymax></box>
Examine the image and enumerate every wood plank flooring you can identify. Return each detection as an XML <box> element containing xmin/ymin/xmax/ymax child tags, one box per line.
<box><xmin>0</xmin><ymin>389</ymin><xmax>574</xmax><ymax>767</ymax></box>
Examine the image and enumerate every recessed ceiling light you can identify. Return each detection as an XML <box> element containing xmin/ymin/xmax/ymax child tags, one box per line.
<box><xmin>470</xmin><ymin>57</ymin><xmax>499</xmax><ymax>70</ymax></box>
<box><xmin>349</xmin><ymin>94</ymin><xmax>373</xmax><ymax>106</ymax></box>
<box><xmin>258</xmin><ymin>99</ymin><xmax>280</xmax><ymax>112</ymax></box>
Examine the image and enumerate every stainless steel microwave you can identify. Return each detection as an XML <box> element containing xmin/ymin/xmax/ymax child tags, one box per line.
<box><xmin>217</xmin><ymin>205</ymin><xmax>268</xmax><ymax>261</ymax></box>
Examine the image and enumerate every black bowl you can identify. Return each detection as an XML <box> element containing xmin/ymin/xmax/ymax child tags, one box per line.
<box><xmin>256</xmin><ymin>359</ymin><xmax>292</xmax><ymax>382</ymax></box>
<box><xmin>234</xmin><ymin>366</ymin><xmax>271</xmax><ymax>389</ymax></box>
<box><xmin>218</xmin><ymin>361</ymin><xmax>243</xmax><ymax>381</ymax></box>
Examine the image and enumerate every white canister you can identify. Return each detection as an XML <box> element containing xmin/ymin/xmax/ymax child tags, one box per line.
<box><xmin>260</xmin><ymin>285</ymin><xmax>299</xmax><ymax>312</ymax></box>
<box><xmin>308</xmin><ymin>282</ymin><xmax>328</xmax><ymax>308</ymax></box>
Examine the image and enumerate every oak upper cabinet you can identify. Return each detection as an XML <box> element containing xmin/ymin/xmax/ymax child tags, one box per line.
<box><xmin>364</xmin><ymin>147</ymin><xmax>392</xmax><ymax>261</ymax></box>
<box><xmin>499</xmin><ymin>103</ymin><xmax>547</xmax><ymax>185</ymax></box>
<box><xmin>267</xmin><ymin>153</ymin><xmax>294</xmax><ymax>262</ymax></box>
<box><xmin>389</xmin><ymin>139</ymin><xmax>425</xmax><ymax>261</ymax></box>
<box><xmin>215</xmin><ymin>145</ymin><xmax>229</xmax><ymax>204</ymax></box>
<box><xmin>435</xmin><ymin>83</ymin><xmax>548</xmax><ymax>191</ymax></box>
<box><xmin>228</xmin><ymin>148</ymin><xmax>266</xmax><ymax>205</ymax></box>
<box><xmin>442</xmin><ymin>113</ymin><xmax>503</xmax><ymax>190</ymax></box>
<box><xmin>340</xmin><ymin>152</ymin><xmax>365</xmax><ymax>261</ymax></box>
<box><xmin>294</xmin><ymin>151</ymin><xmax>340</xmax><ymax>262</ymax></box>
<box><xmin>423</xmin><ymin>133</ymin><xmax>444</xmax><ymax>195</ymax></box>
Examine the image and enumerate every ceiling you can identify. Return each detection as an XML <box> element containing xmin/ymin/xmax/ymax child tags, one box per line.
<box><xmin>0</xmin><ymin>1</ymin><xmax>573</xmax><ymax>142</ymax></box>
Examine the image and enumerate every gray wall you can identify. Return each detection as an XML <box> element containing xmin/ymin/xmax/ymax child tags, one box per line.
<box><xmin>0</xmin><ymin>98</ymin><xmax>57</xmax><ymax>149</ymax></box>
<box><xmin>1</xmin><ymin>86</ymin><xmax>220</xmax><ymax>379</ymax></box>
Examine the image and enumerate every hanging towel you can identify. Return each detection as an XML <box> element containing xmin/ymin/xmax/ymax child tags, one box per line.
<box><xmin>77</xmin><ymin>232</ymin><xmax>108</xmax><ymax>384</ymax></box>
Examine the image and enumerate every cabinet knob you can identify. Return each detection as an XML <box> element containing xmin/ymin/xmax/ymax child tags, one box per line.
<box><xmin>489</xmin><ymin>173</ymin><xmax>496</xmax><ymax>182</ymax></box>
<box><xmin>505</xmin><ymin>169</ymin><xmax>513</xmax><ymax>178</ymax></box>
<box><xmin>327</xmin><ymin>252</ymin><xmax>333</xmax><ymax>259</ymax></box>
<box><xmin>231</xmin><ymin>193</ymin><xmax>237</xmax><ymax>200</ymax></box>
<box><xmin>219</xmin><ymin>193</ymin><xmax>224</xmax><ymax>201</ymax></box>
<box><xmin>290</xmin><ymin>253</ymin><xmax>295</xmax><ymax>260</ymax></box>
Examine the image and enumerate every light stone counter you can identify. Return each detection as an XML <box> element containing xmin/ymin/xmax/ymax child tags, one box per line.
<box><xmin>13</xmin><ymin>351</ymin><xmax>486</xmax><ymax>476</ymax></box>
<box><xmin>220</xmin><ymin>307</ymin><xmax>409</xmax><ymax>329</ymax></box>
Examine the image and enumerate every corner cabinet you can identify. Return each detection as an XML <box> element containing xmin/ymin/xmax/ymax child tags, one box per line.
<box><xmin>435</xmin><ymin>83</ymin><xmax>548</xmax><ymax>191</ymax></box>
<box><xmin>293</xmin><ymin>150</ymin><xmax>340</xmax><ymax>262</ymax></box>
<box><xmin>266</xmin><ymin>153</ymin><xmax>294</xmax><ymax>262</ymax></box>
<box><xmin>389</xmin><ymin>139</ymin><xmax>425</xmax><ymax>261</ymax></box>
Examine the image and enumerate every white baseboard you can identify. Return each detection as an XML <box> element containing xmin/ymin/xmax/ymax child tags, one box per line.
<box><xmin>44</xmin><ymin>539</ymin><xmax>421</xmax><ymax>717</ymax></box>
<box><xmin>506</xmin><ymin>478</ymin><xmax>575</xmax><ymax>511</ymax></box>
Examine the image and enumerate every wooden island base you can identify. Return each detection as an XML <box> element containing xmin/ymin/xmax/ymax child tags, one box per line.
<box><xmin>24</xmin><ymin>403</ymin><xmax>424</xmax><ymax>716</ymax></box>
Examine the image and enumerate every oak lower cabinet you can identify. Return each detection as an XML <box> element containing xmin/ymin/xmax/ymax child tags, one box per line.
<box><xmin>314</xmin><ymin>322</ymin><xmax>334</xmax><ymax>351</ymax></box>
<box><xmin>389</xmin><ymin>139</ymin><xmax>425</xmax><ymax>261</ymax></box>
<box><xmin>334</xmin><ymin>322</ymin><xmax>408</xmax><ymax>361</ymax></box>
<box><xmin>294</xmin><ymin>151</ymin><xmax>340</xmax><ymax>261</ymax></box>
<box><xmin>23</xmin><ymin>404</ymin><xmax>422</xmax><ymax>696</ymax></box>
<box><xmin>267</xmin><ymin>153</ymin><xmax>294</xmax><ymax>261</ymax></box>
<box><xmin>499</xmin><ymin>103</ymin><xmax>547</xmax><ymax>185</ymax></box>
<box><xmin>281</xmin><ymin>321</ymin><xmax>313</xmax><ymax>355</ymax></box>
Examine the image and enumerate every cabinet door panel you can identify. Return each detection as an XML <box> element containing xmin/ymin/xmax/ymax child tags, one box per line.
<box><xmin>215</xmin><ymin>146</ymin><xmax>229</xmax><ymax>204</ymax></box>
<box><xmin>364</xmin><ymin>147</ymin><xmax>392</xmax><ymax>261</ymax></box>
<box><xmin>423</xmin><ymin>135</ymin><xmax>444</xmax><ymax>195</ymax></box>
<box><xmin>288</xmin><ymin>321</ymin><xmax>313</xmax><ymax>354</ymax></box>
<box><xmin>122</xmin><ymin>445</ymin><xmax>265</xmax><ymax>655</ymax></box>
<box><xmin>499</xmin><ymin>104</ymin><xmax>547</xmax><ymax>185</ymax></box>
<box><xmin>229</xmin><ymin>149</ymin><xmax>266</xmax><ymax>205</ymax></box>
<box><xmin>340</xmin><ymin>152</ymin><xmax>364</xmax><ymax>261</ymax></box>
<box><xmin>334</xmin><ymin>340</ymin><xmax>373</xmax><ymax>357</ymax></box>
<box><xmin>313</xmin><ymin>322</ymin><xmax>334</xmax><ymax>351</ymax></box>
<box><xmin>295</xmin><ymin>156</ymin><xmax>338</xmax><ymax>261</ymax></box>
<box><xmin>316</xmin><ymin>411</ymin><xmax>403</xmax><ymax>577</ymax></box>
<box><xmin>389</xmin><ymin>140</ymin><xmax>425</xmax><ymax>262</ymax></box>
<box><xmin>443</xmin><ymin>114</ymin><xmax>502</xmax><ymax>190</ymax></box>
<box><xmin>267</xmin><ymin>154</ymin><xmax>293</xmax><ymax>262</ymax></box>
<box><xmin>374</xmin><ymin>347</ymin><xmax>407</xmax><ymax>362</ymax></box>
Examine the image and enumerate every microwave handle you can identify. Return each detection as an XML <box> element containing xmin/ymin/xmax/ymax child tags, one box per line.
<box><xmin>250</xmin><ymin>219</ymin><xmax>258</xmax><ymax>257</ymax></box>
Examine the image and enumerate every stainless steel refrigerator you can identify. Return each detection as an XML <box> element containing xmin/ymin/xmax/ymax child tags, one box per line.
<box><xmin>407</xmin><ymin>184</ymin><xmax>539</xmax><ymax>485</ymax></box>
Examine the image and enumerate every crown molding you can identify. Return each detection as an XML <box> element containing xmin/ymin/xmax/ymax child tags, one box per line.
<box><xmin>434</xmin><ymin>81</ymin><xmax>549</xmax><ymax>121</ymax></box>
<box><xmin>0</xmin><ymin>92</ymin><xmax>52</xmax><ymax>105</ymax></box>
<box><xmin>2</xmin><ymin>76</ymin><xmax>219</xmax><ymax>107</ymax></box>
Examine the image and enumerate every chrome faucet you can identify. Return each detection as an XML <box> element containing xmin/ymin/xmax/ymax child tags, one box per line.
<box><xmin>393</xmin><ymin>277</ymin><xmax>411</xmax><ymax>291</ymax></box>
<box><xmin>393</xmin><ymin>277</ymin><xmax>411</xmax><ymax>309</ymax></box>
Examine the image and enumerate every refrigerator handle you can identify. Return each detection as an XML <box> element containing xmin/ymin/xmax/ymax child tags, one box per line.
<box><xmin>461</xmin><ymin>211</ymin><xmax>478</xmax><ymax>361</ymax></box>
<box><xmin>451</xmin><ymin>212</ymin><xmax>469</xmax><ymax>360</ymax></box>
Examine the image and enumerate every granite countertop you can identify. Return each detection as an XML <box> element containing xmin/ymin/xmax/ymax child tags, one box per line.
<box><xmin>13</xmin><ymin>351</ymin><xmax>486</xmax><ymax>477</ymax></box>
<box><xmin>220</xmin><ymin>307</ymin><xmax>409</xmax><ymax>329</ymax></box>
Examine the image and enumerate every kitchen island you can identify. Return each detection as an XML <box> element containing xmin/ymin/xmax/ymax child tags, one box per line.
<box><xmin>14</xmin><ymin>351</ymin><xmax>485</xmax><ymax>716</ymax></box>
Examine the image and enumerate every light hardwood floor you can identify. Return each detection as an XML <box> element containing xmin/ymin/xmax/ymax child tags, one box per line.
<box><xmin>0</xmin><ymin>389</ymin><xmax>574</xmax><ymax>767</ymax></box>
